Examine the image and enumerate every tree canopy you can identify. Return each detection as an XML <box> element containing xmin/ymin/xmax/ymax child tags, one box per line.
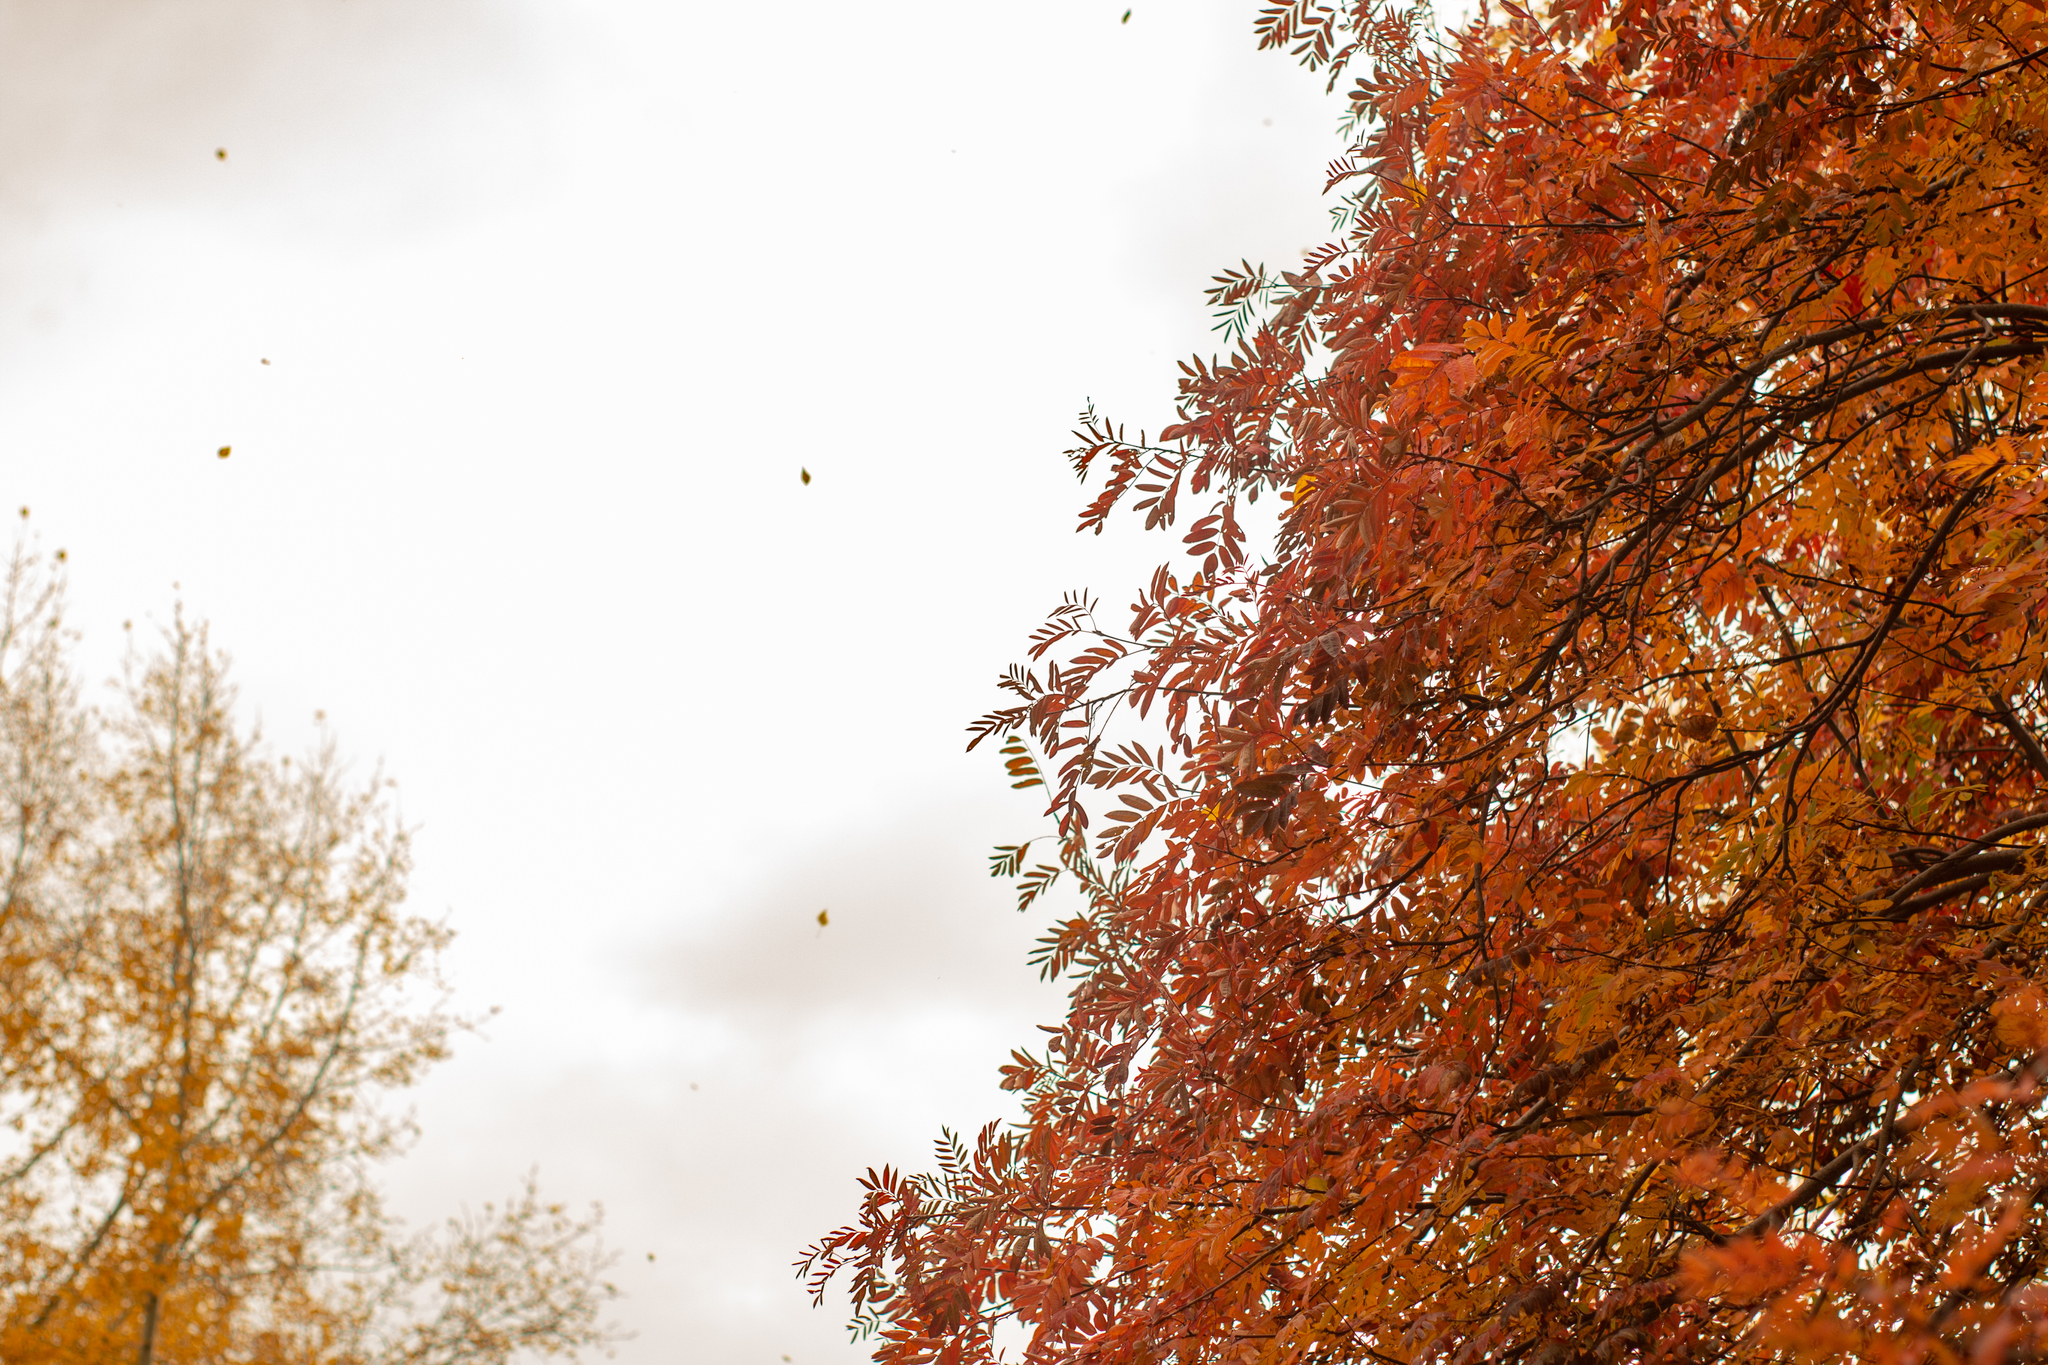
<box><xmin>0</xmin><ymin>547</ymin><xmax>617</xmax><ymax>1365</ymax></box>
<box><xmin>808</xmin><ymin>0</ymin><xmax>2048</xmax><ymax>1362</ymax></box>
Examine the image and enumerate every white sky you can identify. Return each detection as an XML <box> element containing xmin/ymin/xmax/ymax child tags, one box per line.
<box><xmin>0</xmin><ymin>1</ymin><xmax>1365</xmax><ymax>1359</ymax></box>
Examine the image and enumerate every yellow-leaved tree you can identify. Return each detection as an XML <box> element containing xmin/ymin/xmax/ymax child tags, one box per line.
<box><xmin>0</xmin><ymin>543</ymin><xmax>617</xmax><ymax>1364</ymax></box>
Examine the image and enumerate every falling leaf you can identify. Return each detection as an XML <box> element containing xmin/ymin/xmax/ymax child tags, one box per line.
<box><xmin>1121</xmin><ymin>8</ymin><xmax>1131</xmax><ymax>20</ymax></box>
<box><xmin>816</xmin><ymin>909</ymin><xmax>829</xmax><ymax>927</ymax></box>
<box><xmin>215</xmin><ymin>148</ymin><xmax>226</xmax><ymax>161</ymax></box>
<box><xmin>801</xmin><ymin>467</ymin><xmax>812</xmax><ymax>485</ymax></box>
<box><xmin>217</xmin><ymin>446</ymin><xmax>231</xmax><ymax>459</ymax></box>
<box><xmin>260</xmin><ymin>358</ymin><xmax>269</xmax><ymax>366</ymax></box>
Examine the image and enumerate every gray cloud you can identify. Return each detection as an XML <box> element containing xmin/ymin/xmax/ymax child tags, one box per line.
<box><xmin>383</xmin><ymin>794</ymin><xmax>1069</xmax><ymax>1363</ymax></box>
<box><xmin>0</xmin><ymin>0</ymin><xmax>531</xmax><ymax>187</ymax></box>
<box><xmin>0</xmin><ymin>0</ymin><xmax>544</xmax><ymax>346</ymax></box>
<box><xmin>646</xmin><ymin>817</ymin><xmax>1061</xmax><ymax>1031</ymax></box>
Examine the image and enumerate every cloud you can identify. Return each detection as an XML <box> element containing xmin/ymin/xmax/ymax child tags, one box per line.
<box><xmin>381</xmin><ymin>791</ymin><xmax>1071</xmax><ymax>1362</ymax></box>
<box><xmin>0</xmin><ymin>0</ymin><xmax>547</xmax><ymax>345</ymax></box>
<box><xmin>645</xmin><ymin>805</ymin><xmax>1062</xmax><ymax>1034</ymax></box>
<box><xmin>0</xmin><ymin>0</ymin><xmax>530</xmax><ymax>187</ymax></box>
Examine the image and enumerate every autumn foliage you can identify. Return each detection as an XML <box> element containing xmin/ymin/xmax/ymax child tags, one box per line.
<box><xmin>807</xmin><ymin>0</ymin><xmax>2048</xmax><ymax>1362</ymax></box>
<box><xmin>0</xmin><ymin>549</ymin><xmax>617</xmax><ymax>1364</ymax></box>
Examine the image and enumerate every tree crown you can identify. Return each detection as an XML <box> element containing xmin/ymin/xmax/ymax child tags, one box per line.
<box><xmin>809</xmin><ymin>1</ymin><xmax>2048</xmax><ymax>1362</ymax></box>
<box><xmin>0</xmin><ymin>547</ymin><xmax>620</xmax><ymax>1365</ymax></box>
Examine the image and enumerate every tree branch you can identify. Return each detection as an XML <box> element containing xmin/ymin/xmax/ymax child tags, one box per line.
<box><xmin>1989</xmin><ymin>691</ymin><xmax>2048</xmax><ymax>783</ymax></box>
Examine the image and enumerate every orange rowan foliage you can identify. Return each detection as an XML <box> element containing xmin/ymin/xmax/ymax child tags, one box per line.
<box><xmin>808</xmin><ymin>0</ymin><xmax>2048</xmax><ymax>1362</ymax></box>
<box><xmin>0</xmin><ymin>549</ymin><xmax>618</xmax><ymax>1364</ymax></box>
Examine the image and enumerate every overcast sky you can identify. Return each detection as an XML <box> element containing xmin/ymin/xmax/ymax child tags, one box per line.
<box><xmin>0</xmin><ymin>1</ymin><xmax>1360</xmax><ymax>1359</ymax></box>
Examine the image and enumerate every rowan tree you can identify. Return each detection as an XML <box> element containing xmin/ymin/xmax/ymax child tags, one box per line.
<box><xmin>808</xmin><ymin>0</ymin><xmax>2048</xmax><ymax>1361</ymax></box>
<box><xmin>0</xmin><ymin>545</ymin><xmax>618</xmax><ymax>1364</ymax></box>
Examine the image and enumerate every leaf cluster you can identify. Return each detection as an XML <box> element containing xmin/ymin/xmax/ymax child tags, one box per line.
<box><xmin>0</xmin><ymin>545</ymin><xmax>622</xmax><ymax>1365</ymax></box>
<box><xmin>814</xmin><ymin>0</ymin><xmax>2048</xmax><ymax>1362</ymax></box>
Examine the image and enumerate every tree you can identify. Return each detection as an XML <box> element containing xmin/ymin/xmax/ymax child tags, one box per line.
<box><xmin>0</xmin><ymin>545</ymin><xmax>618</xmax><ymax>1364</ymax></box>
<box><xmin>807</xmin><ymin>0</ymin><xmax>2048</xmax><ymax>1361</ymax></box>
